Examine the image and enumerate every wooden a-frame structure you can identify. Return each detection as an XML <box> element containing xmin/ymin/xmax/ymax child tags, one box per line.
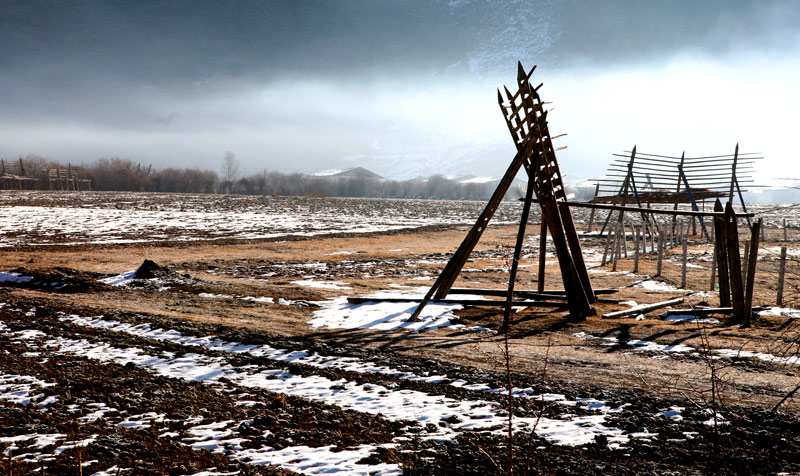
<box><xmin>409</xmin><ymin>62</ymin><xmax>596</xmax><ymax>321</ymax></box>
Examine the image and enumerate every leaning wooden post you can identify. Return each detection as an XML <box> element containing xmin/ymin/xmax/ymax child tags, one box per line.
<box><xmin>709</xmin><ymin>240</ymin><xmax>717</xmax><ymax>291</ymax></box>
<box><xmin>777</xmin><ymin>246</ymin><xmax>787</xmax><ymax>306</ymax></box>
<box><xmin>537</xmin><ymin>221</ymin><xmax>547</xmax><ymax>293</ymax></box>
<box><xmin>612</xmin><ymin>221</ymin><xmax>621</xmax><ymax>272</ymax></box>
<box><xmin>743</xmin><ymin>218</ymin><xmax>762</xmax><ymax>327</ymax></box>
<box><xmin>586</xmin><ymin>183</ymin><xmax>599</xmax><ymax>233</ymax></box>
<box><xmin>714</xmin><ymin>199</ymin><xmax>731</xmax><ymax>308</ymax></box>
<box><xmin>760</xmin><ymin>222</ymin><xmax>765</xmax><ymax>242</ymax></box>
<box><xmin>502</xmin><ymin>171</ymin><xmax>537</xmax><ymax>332</ymax></box>
<box><xmin>725</xmin><ymin>202</ymin><xmax>745</xmax><ymax>323</ymax></box>
<box><xmin>681</xmin><ymin>235</ymin><xmax>688</xmax><ymax>289</ymax></box>
<box><xmin>633</xmin><ymin>226</ymin><xmax>640</xmax><ymax>273</ymax></box>
<box><xmin>656</xmin><ymin>222</ymin><xmax>664</xmax><ymax>277</ymax></box>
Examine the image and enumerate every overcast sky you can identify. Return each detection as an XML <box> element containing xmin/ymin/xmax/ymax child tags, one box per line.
<box><xmin>1</xmin><ymin>0</ymin><xmax>799</xmax><ymax>181</ymax></box>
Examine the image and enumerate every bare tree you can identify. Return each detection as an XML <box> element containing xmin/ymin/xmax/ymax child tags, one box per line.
<box><xmin>220</xmin><ymin>151</ymin><xmax>240</xmax><ymax>193</ymax></box>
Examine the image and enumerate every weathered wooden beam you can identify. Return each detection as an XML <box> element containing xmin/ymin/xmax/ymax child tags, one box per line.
<box><xmin>348</xmin><ymin>297</ymin><xmax>568</xmax><ymax>307</ymax></box>
<box><xmin>503</xmin><ymin>171</ymin><xmax>537</xmax><ymax>328</ymax></box>
<box><xmin>602</xmin><ymin>297</ymin><xmax>684</xmax><ymax>319</ymax></box>
<box><xmin>714</xmin><ymin>199</ymin><xmax>731</xmax><ymax>307</ymax></box>
<box><xmin>725</xmin><ymin>201</ymin><xmax>746</xmax><ymax>323</ymax></box>
<box><xmin>558</xmin><ymin>201</ymin><xmax>596</xmax><ymax>303</ymax></box>
<box><xmin>537</xmin><ymin>220</ymin><xmax>547</xmax><ymax>293</ymax></box>
<box><xmin>661</xmin><ymin>306</ymin><xmax>768</xmax><ymax>316</ymax></box>
<box><xmin>742</xmin><ymin>218</ymin><xmax>762</xmax><ymax>327</ymax></box>
<box><xmin>520</xmin><ymin>198</ymin><xmax>754</xmax><ymax>217</ymax></box>
<box><xmin>541</xmin><ymin>195</ymin><xmax>595</xmax><ymax>319</ymax></box>
<box><xmin>447</xmin><ymin>287</ymin><xmax>618</xmax><ymax>296</ymax></box>
<box><xmin>777</xmin><ymin>246</ymin><xmax>787</xmax><ymax>306</ymax></box>
<box><xmin>408</xmin><ymin>147</ymin><xmax>530</xmax><ymax>322</ymax></box>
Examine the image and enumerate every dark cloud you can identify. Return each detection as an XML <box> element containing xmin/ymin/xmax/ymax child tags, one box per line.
<box><xmin>1</xmin><ymin>0</ymin><xmax>798</xmax><ymax>177</ymax></box>
<box><xmin>4</xmin><ymin>0</ymin><xmax>798</xmax><ymax>85</ymax></box>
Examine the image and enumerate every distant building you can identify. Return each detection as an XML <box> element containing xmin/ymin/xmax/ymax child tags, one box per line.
<box><xmin>311</xmin><ymin>167</ymin><xmax>384</xmax><ymax>180</ymax></box>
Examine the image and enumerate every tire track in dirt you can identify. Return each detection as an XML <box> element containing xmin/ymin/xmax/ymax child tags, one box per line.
<box><xmin>1</xmin><ymin>307</ymin><xmax>404</xmax><ymax>475</ymax></box>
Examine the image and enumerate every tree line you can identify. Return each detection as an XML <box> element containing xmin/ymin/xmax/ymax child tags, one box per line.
<box><xmin>13</xmin><ymin>155</ymin><xmax>507</xmax><ymax>200</ymax></box>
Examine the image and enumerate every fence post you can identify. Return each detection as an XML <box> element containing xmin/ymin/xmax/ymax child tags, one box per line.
<box><xmin>656</xmin><ymin>223</ymin><xmax>664</xmax><ymax>277</ymax></box>
<box><xmin>681</xmin><ymin>236</ymin><xmax>688</xmax><ymax>289</ymax></box>
<box><xmin>601</xmin><ymin>227</ymin><xmax>612</xmax><ymax>266</ymax></box>
<box><xmin>709</xmin><ymin>240</ymin><xmax>717</xmax><ymax>291</ymax></box>
<box><xmin>587</xmin><ymin>183</ymin><xmax>599</xmax><ymax>233</ymax></box>
<box><xmin>633</xmin><ymin>226</ymin><xmax>640</xmax><ymax>273</ymax></box>
<box><xmin>743</xmin><ymin>218</ymin><xmax>762</xmax><ymax>327</ymax></box>
<box><xmin>784</xmin><ymin>218</ymin><xmax>788</xmax><ymax>242</ymax></box>
<box><xmin>777</xmin><ymin>246</ymin><xmax>787</xmax><ymax>306</ymax></box>
<box><xmin>612</xmin><ymin>221</ymin><xmax>621</xmax><ymax>272</ymax></box>
<box><xmin>622</xmin><ymin>221</ymin><xmax>629</xmax><ymax>259</ymax></box>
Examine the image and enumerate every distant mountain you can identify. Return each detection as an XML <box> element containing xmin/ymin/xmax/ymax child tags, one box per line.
<box><xmin>311</xmin><ymin>167</ymin><xmax>384</xmax><ymax>180</ymax></box>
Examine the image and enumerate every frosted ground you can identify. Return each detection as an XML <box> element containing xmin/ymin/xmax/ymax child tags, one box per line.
<box><xmin>0</xmin><ymin>192</ymin><xmax>523</xmax><ymax>247</ymax></box>
<box><xmin>2</xmin><ymin>191</ymin><xmax>800</xmax><ymax>474</ymax></box>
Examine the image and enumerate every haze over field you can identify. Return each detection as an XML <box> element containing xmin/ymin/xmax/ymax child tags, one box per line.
<box><xmin>1</xmin><ymin>1</ymin><xmax>799</xmax><ymax>182</ymax></box>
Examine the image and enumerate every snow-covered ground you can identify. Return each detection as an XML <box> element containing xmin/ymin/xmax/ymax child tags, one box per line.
<box><xmin>0</xmin><ymin>193</ymin><xmax>522</xmax><ymax>247</ymax></box>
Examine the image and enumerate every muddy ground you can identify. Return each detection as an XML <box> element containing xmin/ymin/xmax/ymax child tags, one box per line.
<box><xmin>2</xmin><ymin>192</ymin><xmax>800</xmax><ymax>475</ymax></box>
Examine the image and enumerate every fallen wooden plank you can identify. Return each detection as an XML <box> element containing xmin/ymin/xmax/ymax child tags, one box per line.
<box><xmin>348</xmin><ymin>297</ymin><xmax>568</xmax><ymax>307</ymax></box>
<box><xmin>447</xmin><ymin>287</ymin><xmax>618</xmax><ymax>297</ymax></box>
<box><xmin>661</xmin><ymin>306</ymin><xmax>767</xmax><ymax>316</ymax></box>
<box><xmin>602</xmin><ymin>297</ymin><xmax>684</xmax><ymax>319</ymax></box>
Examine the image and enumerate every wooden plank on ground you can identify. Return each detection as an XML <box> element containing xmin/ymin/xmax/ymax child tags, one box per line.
<box><xmin>602</xmin><ymin>298</ymin><xmax>684</xmax><ymax>319</ymax></box>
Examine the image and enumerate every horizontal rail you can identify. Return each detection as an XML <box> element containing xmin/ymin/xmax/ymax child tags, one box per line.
<box><xmin>519</xmin><ymin>198</ymin><xmax>755</xmax><ymax>217</ymax></box>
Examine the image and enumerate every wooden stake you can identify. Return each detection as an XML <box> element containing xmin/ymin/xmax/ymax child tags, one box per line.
<box><xmin>537</xmin><ymin>221</ymin><xmax>547</xmax><ymax>293</ymax></box>
<box><xmin>602</xmin><ymin>297</ymin><xmax>684</xmax><ymax>319</ymax></box>
<box><xmin>587</xmin><ymin>183</ymin><xmax>599</xmax><ymax>232</ymax></box>
<box><xmin>656</xmin><ymin>223</ymin><xmax>664</xmax><ymax>277</ymax></box>
<box><xmin>714</xmin><ymin>199</ymin><xmax>731</xmax><ymax>307</ymax></box>
<box><xmin>650</xmin><ymin>221</ymin><xmax>656</xmax><ymax>254</ymax></box>
<box><xmin>622</xmin><ymin>221</ymin><xmax>628</xmax><ymax>259</ymax></box>
<box><xmin>612</xmin><ymin>221</ymin><xmax>621</xmax><ymax>272</ymax></box>
<box><xmin>681</xmin><ymin>236</ymin><xmax>688</xmax><ymax>289</ymax></box>
<box><xmin>601</xmin><ymin>226</ymin><xmax>612</xmax><ymax>266</ymax></box>
<box><xmin>784</xmin><ymin>218</ymin><xmax>788</xmax><ymax>242</ymax></box>
<box><xmin>709</xmin><ymin>240</ymin><xmax>717</xmax><ymax>291</ymax></box>
<box><xmin>633</xmin><ymin>226</ymin><xmax>640</xmax><ymax>273</ymax></box>
<box><xmin>777</xmin><ymin>246</ymin><xmax>787</xmax><ymax>306</ymax></box>
<box><xmin>504</xmin><ymin>174</ymin><xmax>536</xmax><ymax>330</ymax></box>
<box><xmin>742</xmin><ymin>218</ymin><xmax>762</xmax><ymax>327</ymax></box>
<box><xmin>742</xmin><ymin>240</ymin><xmax>750</xmax><ymax>285</ymax></box>
<box><xmin>725</xmin><ymin>202</ymin><xmax>745</xmax><ymax>323</ymax></box>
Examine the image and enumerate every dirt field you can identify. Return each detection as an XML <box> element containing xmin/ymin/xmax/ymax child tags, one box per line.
<box><xmin>2</xmin><ymin>192</ymin><xmax>800</xmax><ymax>475</ymax></box>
